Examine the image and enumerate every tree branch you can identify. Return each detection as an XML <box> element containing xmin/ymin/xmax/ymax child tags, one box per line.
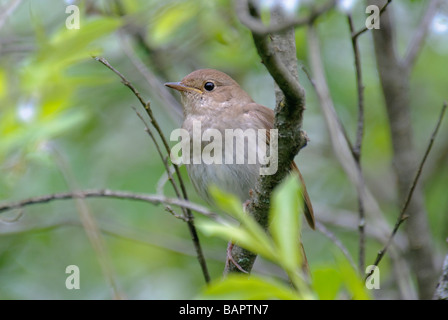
<box><xmin>344</xmin><ymin>0</ymin><xmax>395</xmax><ymax>269</ymax></box>
<box><xmin>0</xmin><ymin>189</ymin><xmax>225</xmax><ymax>223</ymax></box>
<box><xmin>351</xmin><ymin>0</ymin><xmax>392</xmax><ymax>39</ymax></box>
<box><xmin>316</xmin><ymin>209</ymin><xmax>417</xmax><ymax>299</ymax></box>
<box><xmin>251</xmin><ymin>34</ymin><xmax>304</xmax><ymax>107</ymax></box>
<box><xmin>235</xmin><ymin>0</ymin><xmax>336</xmax><ymax>36</ymax></box>
<box><xmin>226</xmin><ymin>2</ymin><xmax>309</xmax><ymax>275</ymax></box>
<box><xmin>367</xmin><ymin>102</ymin><xmax>447</xmax><ymax>278</ymax></box>
<box><xmin>119</xmin><ymin>33</ymin><xmax>183</xmax><ymax>124</ymax></box>
<box><xmin>345</xmin><ymin>0</ymin><xmax>395</xmax><ymax>275</ymax></box>
<box><xmin>347</xmin><ymin>12</ymin><xmax>367</xmax><ymax>273</ymax></box>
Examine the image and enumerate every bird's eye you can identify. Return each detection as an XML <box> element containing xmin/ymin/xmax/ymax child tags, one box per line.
<box><xmin>204</xmin><ymin>82</ymin><xmax>215</xmax><ymax>91</ymax></box>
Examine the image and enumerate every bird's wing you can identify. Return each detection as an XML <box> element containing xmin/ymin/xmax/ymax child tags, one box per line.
<box><xmin>243</xmin><ymin>103</ymin><xmax>315</xmax><ymax>230</ymax></box>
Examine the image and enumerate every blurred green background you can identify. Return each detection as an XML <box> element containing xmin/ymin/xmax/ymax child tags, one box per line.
<box><xmin>0</xmin><ymin>0</ymin><xmax>447</xmax><ymax>299</ymax></box>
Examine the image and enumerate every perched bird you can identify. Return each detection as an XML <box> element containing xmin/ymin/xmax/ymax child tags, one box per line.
<box><xmin>165</xmin><ymin>69</ymin><xmax>314</xmax><ymax>268</ymax></box>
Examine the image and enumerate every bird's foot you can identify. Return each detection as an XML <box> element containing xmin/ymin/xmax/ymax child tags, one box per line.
<box><xmin>225</xmin><ymin>241</ymin><xmax>248</xmax><ymax>273</ymax></box>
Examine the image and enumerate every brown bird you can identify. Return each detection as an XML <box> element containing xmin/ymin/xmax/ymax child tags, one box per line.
<box><xmin>165</xmin><ymin>69</ymin><xmax>314</xmax><ymax>268</ymax></box>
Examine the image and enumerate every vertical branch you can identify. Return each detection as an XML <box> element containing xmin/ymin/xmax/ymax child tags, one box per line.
<box><xmin>345</xmin><ymin>0</ymin><xmax>395</xmax><ymax>274</ymax></box>
<box><xmin>226</xmin><ymin>1</ymin><xmax>308</xmax><ymax>274</ymax></box>
<box><xmin>348</xmin><ymin>15</ymin><xmax>365</xmax><ymax>159</ymax></box>
<box><xmin>347</xmin><ymin>13</ymin><xmax>366</xmax><ymax>273</ymax></box>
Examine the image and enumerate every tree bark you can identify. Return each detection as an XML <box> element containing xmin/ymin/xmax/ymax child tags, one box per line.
<box><xmin>434</xmin><ymin>254</ymin><xmax>448</xmax><ymax>300</ymax></box>
<box><xmin>225</xmin><ymin>3</ymin><xmax>306</xmax><ymax>274</ymax></box>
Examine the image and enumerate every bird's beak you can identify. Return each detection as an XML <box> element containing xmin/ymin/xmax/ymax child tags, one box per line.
<box><xmin>164</xmin><ymin>82</ymin><xmax>203</xmax><ymax>94</ymax></box>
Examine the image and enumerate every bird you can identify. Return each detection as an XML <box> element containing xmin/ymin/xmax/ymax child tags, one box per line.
<box><xmin>165</xmin><ymin>69</ymin><xmax>314</xmax><ymax>270</ymax></box>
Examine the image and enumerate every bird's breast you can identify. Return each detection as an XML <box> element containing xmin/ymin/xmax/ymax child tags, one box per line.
<box><xmin>182</xmin><ymin>114</ymin><xmax>265</xmax><ymax>203</ymax></box>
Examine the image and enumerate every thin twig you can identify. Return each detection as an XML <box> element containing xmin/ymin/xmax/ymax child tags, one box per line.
<box><xmin>316</xmin><ymin>205</ymin><xmax>407</xmax><ymax>249</ymax></box>
<box><xmin>156</xmin><ymin>168</ymin><xmax>174</xmax><ymax>195</ymax></box>
<box><xmin>352</xmin><ymin>0</ymin><xmax>392</xmax><ymax>39</ymax></box>
<box><xmin>367</xmin><ymin>102</ymin><xmax>447</xmax><ymax>279</ymax></box>
<box><xmin>348</xmin><ymin>15</ymin><xmax>365</xmax><ymax>161</ymax></box>
<box><xmin>235</xmin><ymin>0</ymin><xmax>336</xmax><ymax>36</ymax></box>
<box><xmin>133</xmin><ymin>107</ymin><xmax>187</xmax><ymax>221</ymax></box>
<box><xmin>0</xmin><ymin>189</ymin><xmax>225</xmax><ymax>222</ymax></box>
<box><xmin>347</xmin><ymin>13</ymin><xmax>366</xmax><ymax>273</ymax></box>
<box><xmin>299</xmin><ymin>64</ymin><xmax>316</xmax><ymax>88</ymax></box>
<box><xmin>164</xmin><ymin>205</ymin><xmax>187</xmax><ymax>221</ymax></box>
<box><xmin>132</xmin><ymin>107</ymin><xmax>180</xmax><ymax>199</ymax></box>
<box><xmin>93</xmin><ymin>56</ymin><xmax>211</xmax><ymax>283</ymax></box>
<box><xmin>119</xmin><ymin>33</ymin><xmax>183</xmax><ymax>123</ymax></box>
<box><xmin>94</xmin><ymin>57</ymin><xmax>187</xmax><ymax>212</ymax></box>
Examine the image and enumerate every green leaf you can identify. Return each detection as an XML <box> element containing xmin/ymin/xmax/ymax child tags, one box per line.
<box><xmin>337</xmin><ymin>257</ymin><xmax>371</xmax><ymax>300</ymax></box>
<box><xmin>312</xmin><ymin>267</ymin><xmax>343</xmax><ymax>300</ymax></box>
<box><xmin>199</xmin><ymin>274</ymin><xmax>306</xmax><ymax>300</ymax></box>
<box><xmin>208</xmin><ymin>186</ymin><xmax>277</xmax><ymax>260</ymax></box>
<box><xmin>41</xmin><ymin>17</ymin><xmax>122</xmax><ymax>66</ymax></box>
<box><xmin>0</xmin><ymin>109</ymin><xmax>87</xmax><ymax>161</ymax></box>
<box><xmin>208</xmin><ymin>185</ymin><xmax>245</xmax><ymax>220</ymax></box>
<box><xmin>151</xmin><ymin>2</ymin><xmax>199</xmax><ymax>46</ymax></box>
<box><xmin>198</xmin><ymin>220</ymin><xmax>276</xmax><ymax>261</ymax></box>
<box><xmin>269</xmin><ymin>174</ymin><xmax>303</xmax><ymax>271</ymax></box>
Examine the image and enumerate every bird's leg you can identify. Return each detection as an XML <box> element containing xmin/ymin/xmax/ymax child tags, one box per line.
<box><xmin>225</xmin><ymin>241</ymin><xmax>248</xmax><ymax>273</ymax></box>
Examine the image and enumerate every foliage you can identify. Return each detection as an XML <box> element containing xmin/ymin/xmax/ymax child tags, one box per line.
<box><xmin>198</xmin><ymin>176</ymin><xmax>370</xmax><ymax>300</ymax></box>
<box><xmin>0</xmin><ymin>0</ymin><xmax>446</xmax><ymax>299</ymax></box>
